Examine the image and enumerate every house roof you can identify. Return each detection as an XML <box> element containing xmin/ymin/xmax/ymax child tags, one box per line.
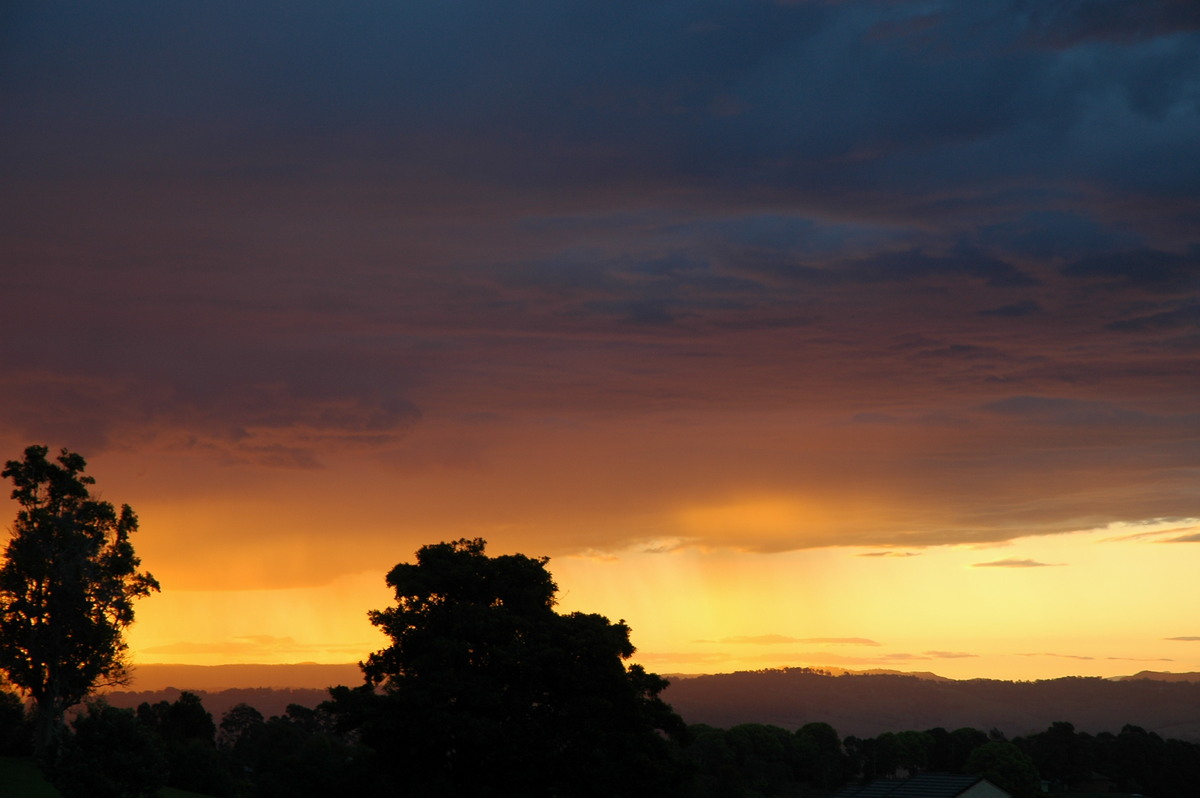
<box><xmin>834</xmin><ymin>773</ymin><xmax>1006</xmax><ymax>798</ymax></box>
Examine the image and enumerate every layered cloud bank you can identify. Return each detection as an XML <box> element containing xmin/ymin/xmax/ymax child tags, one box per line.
<box><xmin>2</xmin><ymin>1</ymin><xmax>1198</xmax><ymax>677</ymax></box>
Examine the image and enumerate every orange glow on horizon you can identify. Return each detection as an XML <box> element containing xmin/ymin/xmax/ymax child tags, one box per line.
<box><xmin>122</xmin><ymin>516</ymin><xmax>1200</xmax><ymax>683</ymax></box>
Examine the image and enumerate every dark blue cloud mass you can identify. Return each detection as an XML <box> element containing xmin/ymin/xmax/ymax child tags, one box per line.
<box><xmin>2</xmin><ymin>1</ymin><xmax>1197</xmax><ymax>234</ymax></box>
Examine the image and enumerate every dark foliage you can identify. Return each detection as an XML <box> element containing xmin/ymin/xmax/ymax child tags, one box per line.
<box><xmin>922</xmin><ymin>726</ymin><xmax>990</xmax><ymax>773</ymax></box>
<box><xmin>1014</xmin><ymin>720</ymin><xmax>1200</xmax><ymax>798</ymax></box>
<box><xmin>22</xmin><ymin>680</ymin><xmax>1200</xmax><ymax>798</ymax></box>
<box><xmin>219</xmin><ymin>702</ymin><xmax>374</xmax><ymax>798</ymax></box>
<box><xmin>964</xmin><ymin>740</ymin><xmax>1040</xmax><ymax>798</ymax></box>
<box><xmin>0</xmin><ymin>687</ymin><xmax>31</xmax><ymax>755</ymax></box>
<box><xmin>682</xmin><ymin>722</ymin><xmax>800</xmax><ymax>797</ymax></box>
<box><xmin>55</xmin><ymin>701</ymin><xmax>167</xmax><ymax>798</ymax></box>
<box><xmin>137</xmin><ymin>691</ymin><xmax>231</xmax><ymax>796</ymax></box>
<box><xmin>796</xmin><ymin>721</ymin><xmax>849</xmax><ymax>789</ymax></box>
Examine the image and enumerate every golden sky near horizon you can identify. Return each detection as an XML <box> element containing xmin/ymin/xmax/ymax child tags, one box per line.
<box><xmin>115</xmin><ymin>513</ymin><xmax>1200</xmax><ymax>682</ymax></box>
<box><xmin>3</xmin><ymin>2</ymin><xmax>1200</xmax><ymax>683</ymax></box>
<box><xmin>14</xmin><ymin>434</ymin><xmax>1194</xmax><ymax>684</ymax></box>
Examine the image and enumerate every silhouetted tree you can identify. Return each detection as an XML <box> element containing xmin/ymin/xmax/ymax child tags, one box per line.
<box><xmin>796</xmin><ymin>721</ymin><xmax>846</xmax><ymax>788</ymax></box>
<box><xmin>964</xmin><ymin>741</ymin><xmax>1040</xmax><ymax>798</ymax></box>
<box><xmin>217</xmin><ymin>701</ymin><xmax>264</xmax><ymax>751</ymax></box>
<box><xmin>923</xmin><ymin>726</ymin><xmax>989</xmax><ymax>773</ymax></box>
<box><xmin>1160</xmin><ymin>736</ymin><xmax>1200</xmax><ymax>798</ymax></box>
<box><xmin>55</xmin><ymin>701</ymin><xmax>166</xmax><ymax>798</ymax></box>
<box><xmin>1023</xmin><ymin>720</ymin><xmax>1094</xmax><ymax>786</ymax></box>
<box><xmin>138</xmin><ymin>691</ymin><xmax>229</xmax><ymax>795</ymax></box>
<box><xmin>0</xmin><ymin>445</ymin><xmax>159</xmax><ymax>765</ymax></box>
<box><xmin>680</xmin><ymin>722</ymin><xmax>815</xmax><ymax>798</ymax></box>
<box><xmin>893</xmin><ymin>729</ymin><xmax>934</xmax><ymax>773</ymax></box>
<box><xmin>724</xmin><ymin>723</ymin><xmax>801</xmax><ymax>795</ymax></box>
<box><xmin>681</xmin><ymin>724</ymin><xmax>740</xmax><ymax>797</ymax></box>
<box><xmin>139</xmin><ymin>690</ymin><xmax>217</xmax><ymax>744</ymax></box>
<box><xmin>862</xmin><ymin>732</ymin><xmax>904</xmax><ymax>779</ymax></box>
<box><xmin>952</xmin><ymin>727</ymin><xmax>990</xmax><ymax>767</ymax></box>
<box><xmin>1109</xmin><ymin>724</ymin><xmax>1168</xmax><ymax>796</ymax></box>
<box><xmin>327</xmin><ymin>537</ymin><xmax>686</xmax><ymax>797</ymax></box>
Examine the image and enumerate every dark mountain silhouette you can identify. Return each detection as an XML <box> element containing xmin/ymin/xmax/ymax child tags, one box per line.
<box><xmin>664</xmin><ymin>667</ymin><xmax>955</xmax><ymax>682</ymax></box>
<box><xmin>1111</xmin><ymin>670</ymin><xmax>1200</xmax><ymax>683</ymax></box>
<box><xmin>661</xmin><ymin>668</ymin><xmax>1200</xmax><ymax>739</ymax></box>
<box><xmin>104</xmin><ymin>665</ymin><xmax>1200</xmax><ymax>741</ymax></box>
<box><xmin>125</xmin><ymin>662</ymin><xmax>363</xmax><ymax>691</ymax></box>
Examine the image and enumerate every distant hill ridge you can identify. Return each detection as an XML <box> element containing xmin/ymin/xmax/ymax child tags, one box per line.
<box><xmin>667</xmin><ymin>667</ymin><xmax>955</xmax><ymax>682</ymax></box>
<box><xmin>128</xmin><ymin>662</ymin><xmax>1200</xmax><ymax>692</ymax></box>
<box><xmin>113</xmin><ymin>664</ymin><xmax>1200</xmax><ymax>740</ymax></box>
<box><xmin>125</xmin><ymin>662</ymin><xmax>364</xmax><ymax>692</ymax></box>
<box><xmin>1112</xmin><ymin>670</ymin><xmax>1200</xmax><ymax>683</ymax></box>
<box><xmin>661</xmin><ymin>667</ymin><xmax>1200</xmax><ymax>740</ymax></box>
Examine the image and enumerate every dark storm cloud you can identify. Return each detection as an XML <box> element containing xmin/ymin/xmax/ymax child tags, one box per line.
<box><xmin>914</xmin><ymin>344</ymin><xmax>1006</xmax><ymax>361</ymax></box>
<box><xmin>0</xmin><ymin>349</ymin><xmax>422</xmax><ymax>466</ymax></box>
<box><xmin>0</xmin><ymin>1</ymin><xmax>825</xmax><ymax>182</ymax></box>
<box><xmin>749</xmin><ymin>248</ymin><xmax>1038</xmax><ymax>288</ymax></box>
<box><xmin>978</xmin><ymin>211</ymin><xmax>1143</xmax><ymax>260</ymax></box>
<box><xmin>1</xmin><ymin>1</ymin><xmax>1198</xmax><ymax>549</ymax></box>
<box><xmin>982</xmin><ymin>397</ymin><xmax>1139</xmax><ymax>426</ymax></box>
<box><xmin>1063</xmin><ymin>248</ymin><xmax>1200</xmax><ymax>293</ymax></box>
<box><xmin>979</xmin><ymin>300</ymin><xmax>1043</xmax><ymax>318</ymax></box>
<box><xmin>4</xmin><ymin>0</ymin><xmax>1197</xmax><ymax>233</ymax></box>
<box><xmin>1108</xmin><ymin>304</ymin><xmax>1200</xmax><ymax>333</ymax></box>
<box><xmin>1015</xmin><ymin>0</ymin><xmax>1200</xmax><ymax>47</ymax></box>
<box><xmin>0</xmin><ymin>249</ymin><xmax>424</xmax><ymax>461</ymax></box>
<box><xmin>981</xmin><ymin>397</ymin><xmax>1200</xmax><ymax>431</ymax></box>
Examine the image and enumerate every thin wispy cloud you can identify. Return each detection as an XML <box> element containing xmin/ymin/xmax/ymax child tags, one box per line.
<box><xmin>635</xmin><ymin>651</ymin><xmax>734</xmax><ymax>666</ymax></box>
<box><xmin>973</xmin><ymin>558</ymin><xmax>1064</xmax><ymax>568</ymax></box>
<box><xmin>714</xmin><ymin>635</ymin><xmax>881</xmax><ymax>646</ymax></box>
<box><xmin>1097</xmin><ymin>521</ymin><xmax>1200</xmax><ymax>544</ymax></box>
<box><xmin>563</xmin><ymin>548</ymin><xmax>620</xmax><ymax>563</ymax></box>
<box><xmin>140</xmin><ymin>636</ymin><xmax>372</xmax><ymax>657</ymax></box>
<box><xmin>742</xmin><ymin>652</ymin><xmax>936</xmax><ymax>665</ymax></box>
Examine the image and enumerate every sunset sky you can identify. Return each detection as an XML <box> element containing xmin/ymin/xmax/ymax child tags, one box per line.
<box><xmin>2</xmin><ymin>1</ymin><xmax>1199</xmax><ymax>683</ymax></box>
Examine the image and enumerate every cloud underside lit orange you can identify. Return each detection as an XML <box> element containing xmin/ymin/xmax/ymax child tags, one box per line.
<box><xmin>3</xmin><ymin>1</ymin><xmax>1199</xmax><ymax>682</ymax></box>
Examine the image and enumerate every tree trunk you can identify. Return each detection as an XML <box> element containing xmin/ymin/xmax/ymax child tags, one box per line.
<box><xmin>32</xmin><ymin>696</ymin><xmax>66</xmax><ymax>771</ymax></box>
